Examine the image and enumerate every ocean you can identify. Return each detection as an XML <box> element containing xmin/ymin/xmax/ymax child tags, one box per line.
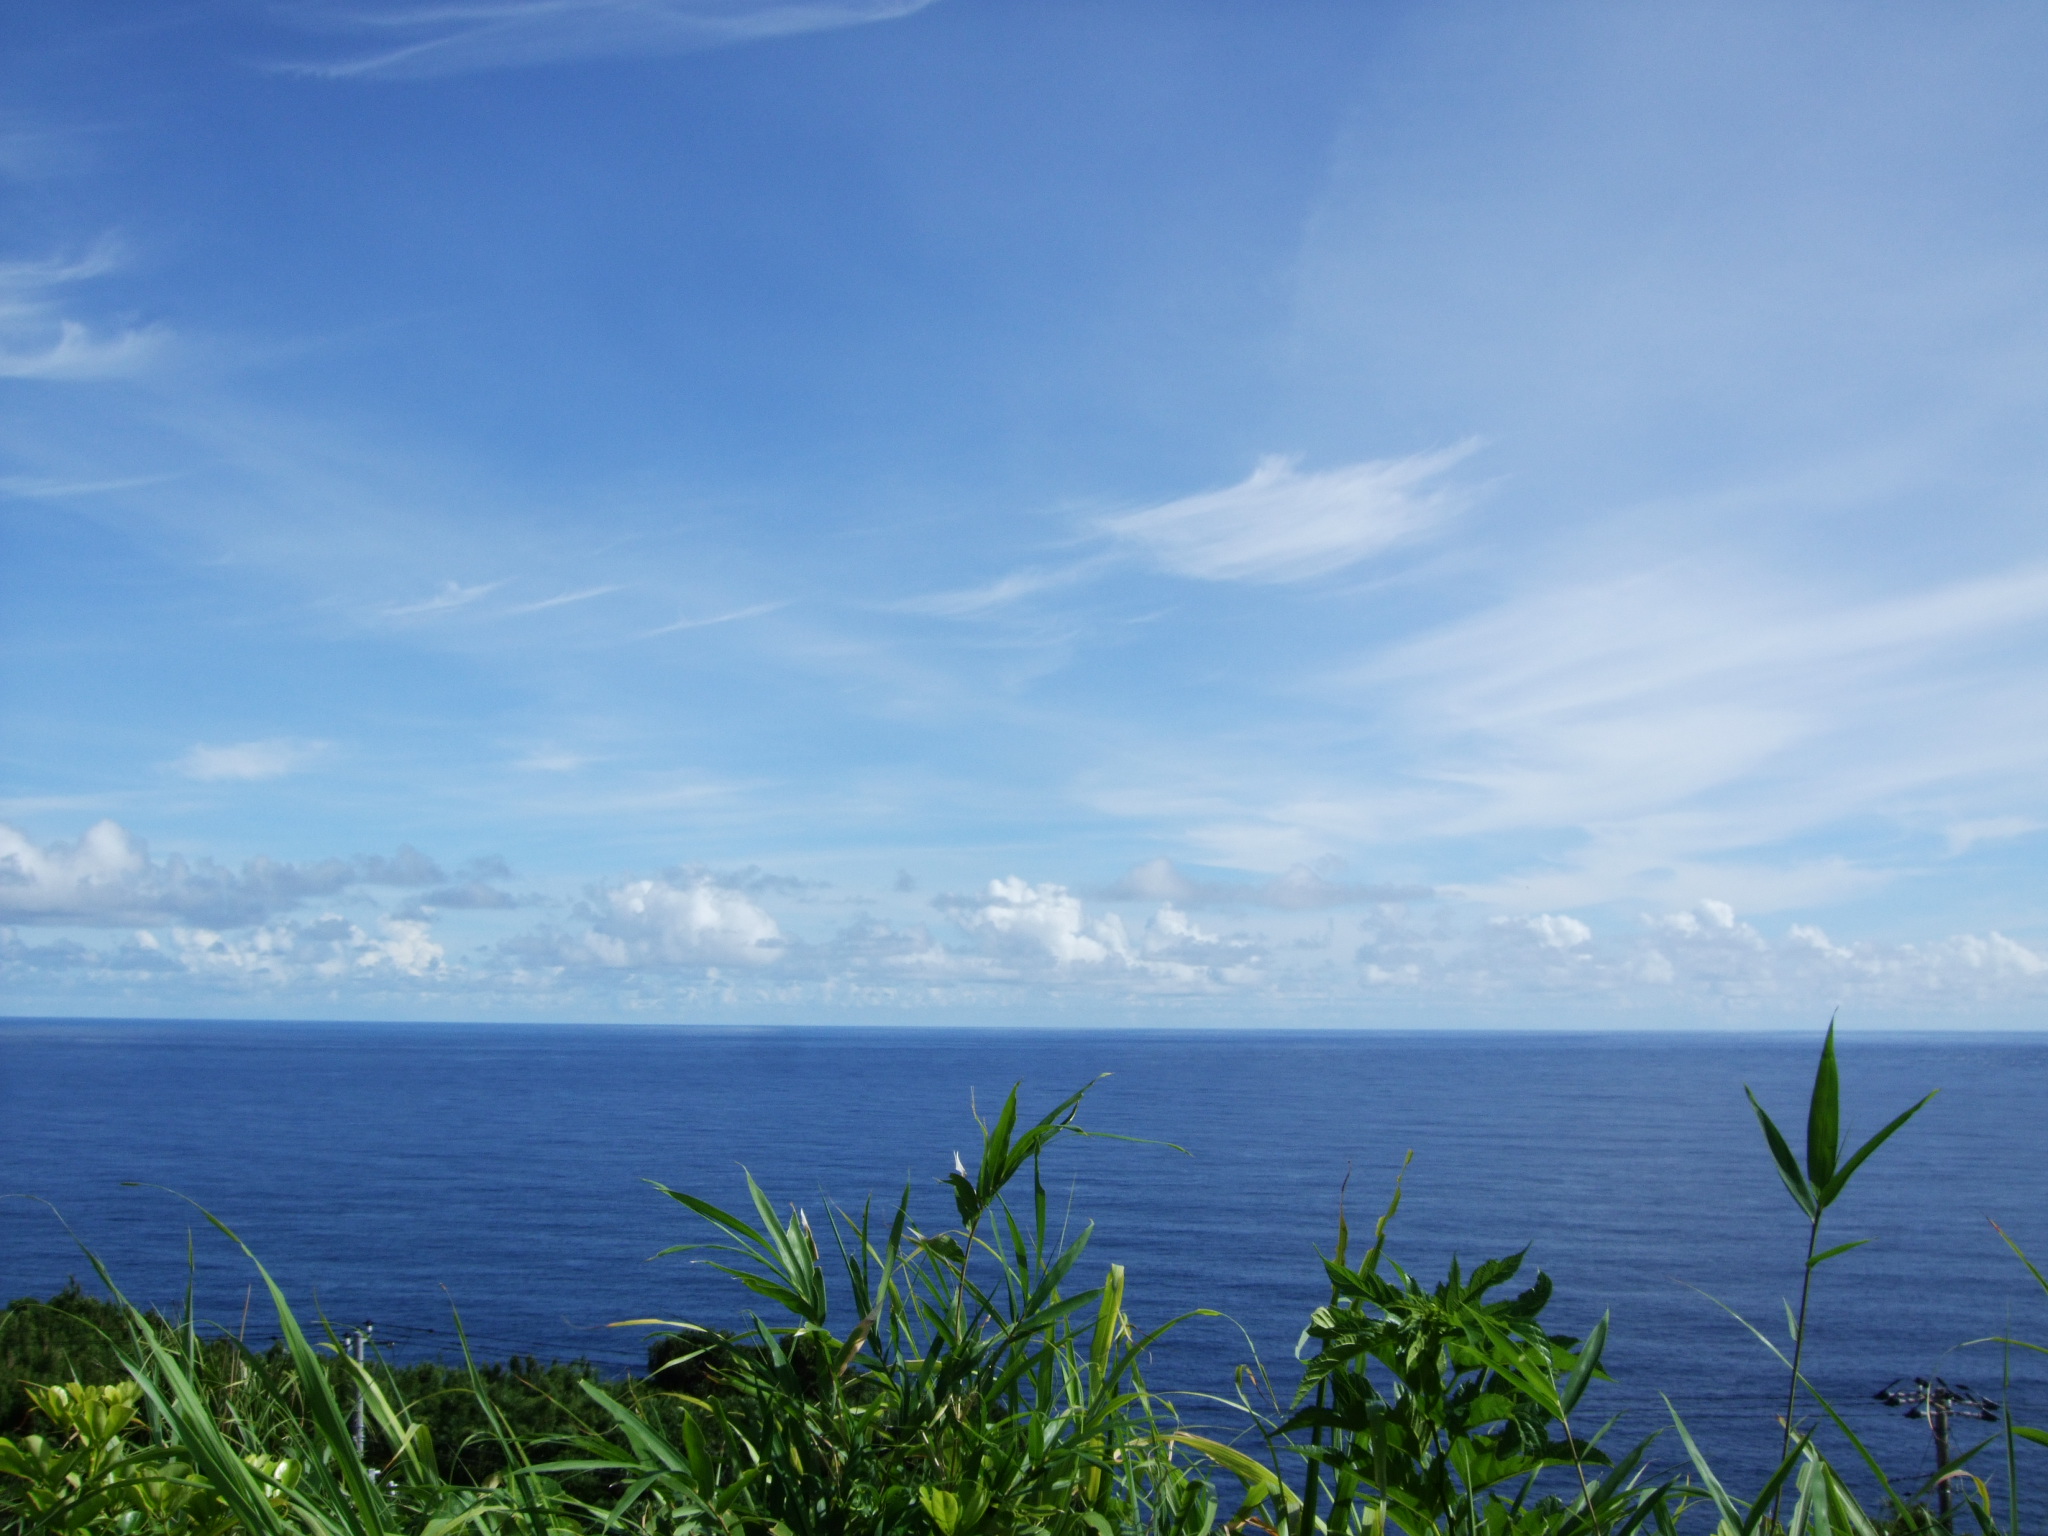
<box><xmin>4</xmin><ymin>1021</ymin><xmax>2044</xmax><ymax>1507</ymax></box>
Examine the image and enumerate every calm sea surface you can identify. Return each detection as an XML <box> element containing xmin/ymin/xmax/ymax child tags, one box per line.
<box><xmin>5</xmin><ymin>1023</ymin><xmax>2045</xmax><ymax>1504</ymax></box>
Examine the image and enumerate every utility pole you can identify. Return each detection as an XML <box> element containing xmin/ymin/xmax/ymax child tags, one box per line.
<box><xmin>1875</xmin><ymin>1378</ymin><xmax>1999</xmax><ymax>1521</ymax></box>
<box><xmin>347</xmin><ymin>1323</ymin><xmax>373</xmax><ymax>1459</ymax></box>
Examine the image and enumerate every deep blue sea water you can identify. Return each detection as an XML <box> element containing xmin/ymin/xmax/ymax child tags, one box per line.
<box><xmin>4</xmin><ymin>1022</ymin><xmax>2046</xmax><ymax>1509</ymax></box>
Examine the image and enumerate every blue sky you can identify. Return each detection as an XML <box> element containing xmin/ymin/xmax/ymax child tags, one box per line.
<box><xmin>4</xmin><ymin>0</ymin><xmax>2046</xmax><ymax>1026</ymax></box>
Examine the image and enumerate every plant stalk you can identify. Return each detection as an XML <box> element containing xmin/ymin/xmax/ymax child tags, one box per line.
<box><xmin>1773</xmin><ymin>1213</ymin><xmax>1823</xmax><ymax>1526</ymax></box>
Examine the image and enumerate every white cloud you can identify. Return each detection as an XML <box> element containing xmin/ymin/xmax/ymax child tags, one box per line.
<box><xmin>0</xmin><ymin>820</ymin><xmax>148</xmax><ymax>922</ymax></box>
<box><xmin>894</xmin><ymin>560</ymin><xmax>1111</xmax><ymax>618</ymax></box>
<box><xmin>6</xmin><ymin>841</ymin><xmax>2040</xmax><ymax>1020</ymax></box>
<box><xmin>938</xmin><ymin>877</ymin><xmax>1268</xmax><ymax>988</ymax></box>
<box><xmin>582</xmin><ymin>874</ymin><xmax>785</xmax><ymax>968</ymax></box>
<box><xmin>0</xmin><ymin>820</ymin><xmax>458</xmax><ymax>927</ymax></box>
<box><xmin>1103</xmin><ymin>855</ymin><xmax>1430</xmax><ymax>909</ymax></box>
<box><xmin>502</xmin><ymin>584</ymin><xmax>622</xmax><ymax>615</ymax></box>
<box><xmin>1080</xmin><ymin>551</ymin><xmax>2048</xmax><ymax>918</ymax></box>
<box><xmin>1324</xmin><ymin>560</ymin><xmax>2048</xmax><ymax>910</ymax></box>
<box><xmin>514</xmin><ymin>749</ymin><xmax>592</xmax><ymax>772</ymax></box>
<box><xmin>0</xmin><ymin>472</ymin><xmax>182</xmax><ymax>499</ymax></box>
<box><xmin>175</xmin><ymin>738</ymin><xmax>327</xmax><ymax>782</ymax></box>
<box><xmin>379</xmin><ymin>579</ymin><xmax>506</xmax><ymax>619</ymax></box>
<box><xmin>286</xmin><ymin>0</ymin><xmax>941</xmax><ymax>80</ymax></box>
<box><xmin>645</xmin><ymin>600</ymin><xmax>786</xmax><ymax>635</ymax></box>
<box><xmin>1512</xmin><ymin>913</ymin><xmax>1593</xmax><ymax>950</ymax></box>
<box><xmin>949</xmin><ymin>876</ymin><xmax>1132</xmax><ymax>967</ymax></box>
<box><xmin>1349</xmin><ymin>896</ymin><xmax>2048</xmax><ymax>1015</ymax></box>
<box><xmin>1369</xmin><ymin>564</ymin><xmax>2048</xmax><ymax>830</ymax></box>
<box><xmin>1100</xmin><ymin>446</ymin><xmax>1472</xmax><ymax>584</ymax></box>
<box><xmin>0</xmin><ymin>246</ymin><xmax>165</xmax><ymax>381</ymax></box>
<box><xmin>166</xmin><ymin>916</ymin><xmax>445</xmax><ymax>981</ymax></box>
<box><xmin>2</xmin><ymin>914</ymin><xmax>446</xmax><ymax>984</ymax></box>
<box><xmin>1945</xmin><ymin>817</ymin><xmax>2044</xmax><ymax>854</ymax></box>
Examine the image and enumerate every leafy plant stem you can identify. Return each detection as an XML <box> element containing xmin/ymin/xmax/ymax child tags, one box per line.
<box><xmin>1775</xmin><ymin>1212</ymin><xmax>1823</xmax><ymax>1526</ymax></box>
<box><xmin>2001</xmin><ymin>1326</ymin><xmax>2018</xmax><ymax>1536</ymax></box>
<box><xmin>1298</xmin><ymin>1378</ymin><xmax>1326</xmax><ymax>1536</ymax></box>
<box><xmin>1558</xmin><ymin>1401</ymin><xmax>1605</xmax><ymax>1536</ymax></box>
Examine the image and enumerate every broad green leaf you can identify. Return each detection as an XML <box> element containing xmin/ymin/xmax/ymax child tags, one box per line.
<box><xmin>1805</xmin><ymin>1022</ymin><xmax>1841</xmax><ymax>1189</ymax></box>
<box><xmin>1559</xmin><ymin>1313</ymin><xmax>1608</xmax><ymax>1417</ymax></box>
<box><xmin>1090</xmin><ymin>1263</ymin><xmax>1125</xmax><ymax>1388</ymax></box>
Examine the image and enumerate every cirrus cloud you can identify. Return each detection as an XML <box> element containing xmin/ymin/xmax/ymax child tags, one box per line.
<box><xmin>0</xmin><ymin>245</ymin><xmax>166</xmax><ymax>381</ymax></box>
<box><xmin>175</xmin><ymin>738</ymin><xmax>328</xmax><ymax>782</ymax></box>
<box><xmin>1100</xmin><ymin>445</ymin><xmax>1474</xmax><ymax>584</ymax></box>
<box><xmin>284</xmin><ymin>0</ymin><xmax>943</xmax><ymax>81</ymax></box>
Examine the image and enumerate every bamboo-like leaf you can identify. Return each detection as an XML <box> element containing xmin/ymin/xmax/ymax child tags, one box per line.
<box><xmin>1162</xmin><ymin>1432</ymin><xmax>1292</xmax><ymax>1515</ymax></box>
<box><xmin>1815</xmin><ymin>1091</ymin><xmax>1938</xmax><ymax>1209</ymax></box>
<box><xmin>1559</xmin><ymin>1313</ymin><xmax>1608</xmax><ymax>1417</ymax></box>
<box><xmin>1806</xmin><ymin>1239</ymin><xmax>1870</xmax><ymax>1270</ymax></box>
<box><xmin>1746</xmin><ymin>1089</ymin><xmax>1817</xmax><ymax>1217</ymax></box>
<box><xmin>1805</xmin><ymin>1021</ymin><xmax>1842</xmax><ymax>1189</ymax></box>
<box><xmin>1089</xmin><ymin>1263</ymin><xmax>1125</xmax><ymax>1391</ymax></box>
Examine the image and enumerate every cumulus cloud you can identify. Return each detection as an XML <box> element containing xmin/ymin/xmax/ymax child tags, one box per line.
<box><xmin>0</xmin><ymin>245</ymin><xmax>166</xmax><ymax>380</ymax></box>
<box><xmin>1499</xmin><ymin>913</ymin><xmax>1592</xmax><ymax>950</ymax></box>
<box><xmin>175</xmin><ymin>738</ymin><xmax>328</xmax><ymax>782</ymax></box>
<box><xmin>6</xmin><ymin>828</ymin><xmax>2038</xmax><ymax>1020</ymax></box>
<box><xmin>1103</xmin><ymin>856</ymin><xmax>1430</xmax><ymax>909</ymax></box>
<box><xmin>285</xmin><ymin>0</ymin><xmax>940</xmax><ymax>80</ymax></box>
<box><xmin>406</xmin><ymin>882</ymin><xmax>521</xmax><ymax>912</ymax></box>
<box><xmin>0</xmin><ymin>820</ymin><xmax>459</xmax><ymax>927</ymax></box>
<box><xmin>2</xmin><ymin>914</ymin><xmax>445</xmax><ymax>983</ymax></box>
<box><xmin>573</xmin><ymin>874</ymin><xmax>786</xmax><ymax>968</ymax></box>
<box><xmin>162</xmin><ymin>917</ymin><xmax>444</xmax><ymax>980</ymax></box>
<box><xmin>944</xmin><ymin>876</ymin><xmax>1134</xmax><ymax>967</ymax></box>
<box><xmin>1100</xmin><ymin>446</ymin><xmax>1472</xmax><ymax>584</ymax></box>
<box><xmin>935</xmin><ymin>877</ymin><xmax>1269</xmax><ymax>989</ymax></box>
<box><xmin>1349</xmin><ymin>897</ymin><xmax>2048</xmax><ymax>1015</ymax></box>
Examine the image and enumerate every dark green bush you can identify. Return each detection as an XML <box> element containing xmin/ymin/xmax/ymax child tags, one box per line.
<box><xmin>0</xmin><ymin>1282</ymin><xmax>134</xmax><ymax>1432</ymax></box>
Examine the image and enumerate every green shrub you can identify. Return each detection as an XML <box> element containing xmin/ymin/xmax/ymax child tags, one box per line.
<box><xmin>0</xmin><ymin>1282</ymin><xmax>136</xmax><ymax>1433</ymax></box>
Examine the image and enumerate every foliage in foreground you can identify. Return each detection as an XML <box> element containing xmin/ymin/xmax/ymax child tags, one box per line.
<box><xmin>2</xmin><ymin>1032</ymin><xmax>2044</xmax><ymax>1536</ymax></box>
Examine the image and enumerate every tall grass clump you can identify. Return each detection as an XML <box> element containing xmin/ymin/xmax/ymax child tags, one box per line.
<box><xmin>573</xmin><ymin>1077</ymin><xmax>1218</xmax><ymax>1536</ymax></box>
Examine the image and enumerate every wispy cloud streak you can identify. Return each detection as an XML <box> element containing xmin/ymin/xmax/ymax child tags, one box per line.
<box><xmin>379</xmin><ymin>579</ymin><xmax>506</xmax><ymax>619</ymax></box>
<box><xmin>175</xmin><ymin>739</ymin><xmax>329</xmax><ymax>782</ymax></box>
<box><xmin>645</xmin><ymin>600</ymin><xmax>784</xmax><ymax>635</ymax></box>
<box><xmin>1102</xmin><ymin>445</ymin><xmax>1474</xmax><ymax>584</ymax></box>
<box><xmin>282</xmin><ymin>0</ymin><xmax>942</xmax><ymax>80</ymax></box>
<box><xmin>503</xmin><ymin>584</ymin><xmax>621</xmax><ymax>615</ymax></box>
<box><xmin>0</xmin><ymin>244</ymin><xmax>165</xmax><ymax>380</ymax></box>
